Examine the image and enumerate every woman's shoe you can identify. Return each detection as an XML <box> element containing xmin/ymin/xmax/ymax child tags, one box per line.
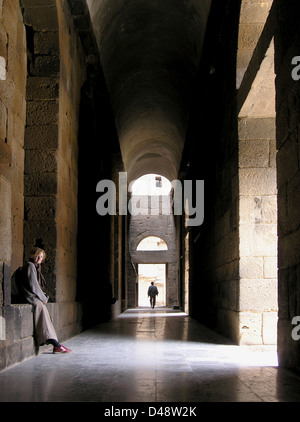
<box><xmin>53</xmin><ymin>345</ymin><xmax>72</xmax><ymax>353</ymax></box>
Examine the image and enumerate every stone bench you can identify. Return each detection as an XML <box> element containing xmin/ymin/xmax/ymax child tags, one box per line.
<box><xmin>0</xmin><ymin>301</ymin><xmax>82</xmax><ymax>371</ymax></box>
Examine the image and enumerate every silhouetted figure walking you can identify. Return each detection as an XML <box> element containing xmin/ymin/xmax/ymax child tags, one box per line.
<box><xmin>148</xmin><ymin>281</ymin><xmax>159</xmax><ymax>309</ymax></box>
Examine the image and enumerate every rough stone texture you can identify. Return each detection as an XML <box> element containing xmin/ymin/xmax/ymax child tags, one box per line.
<box><xmin>0</xmin><ymin>303</ymin><xmax>82</xmax><ymax>372</ymax></box>
<box><xmin>55</xmin><ymin>1</ymin><xmax>87</xmax><ymax>303</ymax></box>
<box><xmin>182</xmin><ymin>0</ymin><xmax>242</xmax><ymax>344</ymax></box>
<box><xmin>0</xmin><ymin>0</ymin><xmax>26</xmax><ymax>278</ymax></box>
<box><xmin>0</xmin><ymin>0</ymin><xmax>85</xmax><ymax>372</ymax></box>
<box><xmin>275</xmin><ymin>0</ymin><xmax>300</xmax><ymax>370</ymax></box>
<box><xmin>238</xmin><ymin>117</ymin><xmax>277</xmax><ymax>344</ymax></box>
<box><xmin>237</xmin><ymin>1</ymin><xmax>273</xmax><ymax>88</ymax></box>
<box><xmin>22</xmin><ymin>1</ymin><xmax>60</xmax><ymax>300</ymax></box>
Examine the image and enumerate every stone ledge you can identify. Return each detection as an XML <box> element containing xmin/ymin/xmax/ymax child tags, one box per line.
<box><xmin>0</xmin><ymin>302</ymin><xmax>82</xmax><ymax>372</ymax></box>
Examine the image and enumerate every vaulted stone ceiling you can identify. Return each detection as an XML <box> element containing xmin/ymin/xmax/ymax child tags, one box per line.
<box><xmin>87</xmin><ymin>0</ymin><xmax>212</xmax><ymax>182</ymax></box>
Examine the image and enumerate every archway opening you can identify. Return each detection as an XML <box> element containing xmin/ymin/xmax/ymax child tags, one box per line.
<box><xmin>137</xmin><ymin>236</ymin><xmax>168</xmax><ymax>251</ymax></box>
<box><xmin>131</xmin><ymin>174</ymin><xmax>172</xmax><ymax>196</ymax></box>
<box><xmin>128</xmin><ymin>172</ymin><xmax>178</xmax><ymax>309</ymax></box>
<box><xmin>138</xmin><ymin>263</ymin><xmax>166</xmax><ymax>307</ymax></box>
<box><xmin>136</xmin><ymin>236</ymin><xmax>168</xmax><ymax>307</ymax></box>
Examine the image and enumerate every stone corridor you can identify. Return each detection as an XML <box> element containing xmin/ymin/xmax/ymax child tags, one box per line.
<box><xmin>1</xmin><ymin>308</ymin><xmax>300</xmax><ymax>403</ymax></box>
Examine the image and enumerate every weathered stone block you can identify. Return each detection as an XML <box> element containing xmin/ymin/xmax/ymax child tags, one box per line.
<box><xmin>4</xmin><ymin>336</ymin><xmax>36</xmax><ymax>370</ymax></box>
<box><xmin>0</xmin><ymin>101</ymin><xmax>7</xmax><ymax>142</ymax></box>
<box><xmin>239</xmin><ymin>167</ymin><xmax>277</xmax><ymax>196</ymax></box>
<box><xmin>261</xmin><ymin>195</ymin><xmax>277</xmax><ymax>224</ymax></box>
<box><xmin>25</xmin><ymin>150</ymin><xmax>57</xmax><ymax>174</ymax></box>
<box><xmin>0</xmin><ymin>140</ymin><xmax>12</xmax><ymax>176</ymax></box>
<box><xmin>238</xmin><ymin>23</ymin><xmax>265</xmax><ymax>49</ymax></box>
<box><xmin>26</xmin><ymin>77</ymin><xmax>59</xmax><ymax>100</ymax></box>
<box><xmin>239</xmin><ymin>312</ymin><xmax>263</xmax><ymax>345</ymax></box>
<box><xmin>240</xmin><ymin>2</ymin><xmax>272</xmax><ymax>24</ymax></box>
<box><xmin>25</xmin><ymin>196</ymin><xmax>57</xmax><ymax>221</ymax></box>
<box><xmin>240</xmin><ymin>256</ymin><xmax>263</xmax><ymax>279</ymax></box>
<box><xmin>24</xmin><ymin>173</ymin><xmax>58</xmax><ymax>196</ymax></box>
<box><xmin>19</xmin><ymin>305</ymin><xmax>34</xmax><ymax>339</ymax></box>
<box><xmin>264</xmin><ymin>256</ymin><xmax>278</xmax><ymax>279</ymax></box>
<box><xmin>34</xmin><ymin>31</ymin><xmax>59</xmax><ymax>55</ymax></box>
<box><xmin>239</xmin><ymin>117</ymin><xmax>276</xmax><ymax>140</ymax></box>
<box><xmin>0</xmin><ymin>22</ymin><xmax>8</xmax><ymax>58</ymax></box>
<box><xmin>239</xmin><ymin>139</ymin><xmax>270</xmax><ymax>168</ymax></box>
<box><xmin>26</xmin><ymin>100</ymin><xmax>59</xmax><ymax>126</ymax></box>
<box><xmin>11</xmin><ymin>214</ymin><xmax>23</xmax><ymax>245</ymax></box>
<box><xmin>24</xmin><ymin>125</ymin><xmax>58</xmax><ymax>150</ymax></box>
<box><xmin>0</xmin><ymin>73</ymin><xmax>14</xmax><ymax>109</ymax></box>
<box><xmin>24</xmin><ymin>219</ymin><xmax>57</xmax><ymax>247</ymax></box>
<box><xmin>0</xmin><ymin>314</ymin><xmax>5</xmax><ymax>340</ymax></box>
<box><xmin>3</xmin><ymin>305</ymin><xmax>21</xmax><ymax>343</ymax></box>
<box><xmin>0</xmin><ymin>175</ymin><xmax>12</xmax><ymax>262</ymax></box>
<box><xmin>29</xmin><ymin>55</ymin><xmax>60</xmax><ymax>77</ymax></box>
<box><xmin>262</xmin><ymin>312</ymin><xmax>278</xmax><ymax>344</ymax></box>
<box><xmin>23</xmin><ymin>7</ymin><xmax>59</xmax><ymax>31</ymax></box>
<box><xmin>240</xmin><ymin>223</ymin><xmax>277</xmax><ymax>257</ymax></box>
<box><xmin>0</xmin><ymin>55</ymin><xmax>6</xmax><ymax>81</ymax></box>
<box><xmin>239</xmin><ymin>278</ymin><xmax>278</xmax><ymax>312</ymax></box>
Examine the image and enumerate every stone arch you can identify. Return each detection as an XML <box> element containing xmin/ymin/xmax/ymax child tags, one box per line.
<box><xmin>132</xmin><ymin>232</ymin><xmax>170</xmax><ymax>254</ymax></box>
<box><xmin>129</xmin><ymin>223</ymin><xmax>178</xmax><ymax>308</ymax></box>
<box><xmin>137</xmin><ymin>236</ymin><xmax>168</xmax><ymax>251</ymax></box>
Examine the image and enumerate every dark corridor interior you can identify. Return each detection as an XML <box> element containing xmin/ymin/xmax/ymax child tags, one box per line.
<box><xmin>1</xmin><ymin>0</ymin><xmax>300</xmax><ymax>375</ymax></box>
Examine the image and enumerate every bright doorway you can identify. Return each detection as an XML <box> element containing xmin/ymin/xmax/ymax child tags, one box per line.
<box><xmin>138</xmin><ymin>264</ymin><xmax>166</xmax><ymax>307</ymax></box>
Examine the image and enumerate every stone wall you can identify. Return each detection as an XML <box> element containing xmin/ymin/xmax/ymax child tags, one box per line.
<box><xmin>182</xmin><ymin>0</ymin><xmax>280</xmax><ymax>348</ymax></box>
<box><xmin>129</xmin><ymin>195</ymin><xmax>178</xmax><ymax>308</ymax></box>
<box><xmin>0</xmin><ymin>0</ymin><xmax>27</xmax><ymax>341</ymax></box>
<box><xmin>22</xmin><ymin>0</ymin><xmax>60</xmax><ymax>298</ymax></box>
<box><xmin>182</xmin><ymin>0</ymin><xmax>241</xmax><ymax>341</ymax></box>
<box><xmin>275</xmin><ymin>0</ymin><xmax>300</xmax><ymax>370</ymax></box>
<box><xmin>0</xmin><ymin>0</ymin><xmax>89</xmax><ymax>371</ymax></box>
<box><xmin>0</xmin><ymin>0</ymin><xmax>27</xmax><ymax>303</ymax></box>
<box><xmin>56</xmin><ymin>0</ymin><xmax>86</xmax><ymax>303</ymax></box>
<box><xmin>238</xmin><ymin>117</ymin><xmax>278</xmax><ymax>345</ymax></box>
<box><xmin>0</xmin><ymin>302</ymin><xmax>82</xmax><ymax>371</ymax></box>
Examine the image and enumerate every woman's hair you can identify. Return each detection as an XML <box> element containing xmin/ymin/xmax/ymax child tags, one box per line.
<box><xmin>30</xmin><ymin>247</ymin><xmax>46</xmax><ymax>262</ymax></box>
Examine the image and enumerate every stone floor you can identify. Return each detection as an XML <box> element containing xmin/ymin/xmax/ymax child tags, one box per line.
<box><xmin>1</xmin><ymin>307</ymin><xmax>300</xmax><ymax>402</ymax></box>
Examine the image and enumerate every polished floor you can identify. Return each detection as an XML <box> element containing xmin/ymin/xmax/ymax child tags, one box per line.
<box><xmin>1</xmin><ymin>307</ymin><xmax>300</xmax><ymax>402</ymax></box>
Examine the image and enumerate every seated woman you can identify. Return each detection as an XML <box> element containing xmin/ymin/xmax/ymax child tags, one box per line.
<box><xmin>20</xmin><ymin>247</ymin><xmax>71</xmax><ymax>354</ymax></box>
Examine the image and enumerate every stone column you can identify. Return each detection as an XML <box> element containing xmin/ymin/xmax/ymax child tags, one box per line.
<box><xmin>238</xmin><ymin>117</ymin><xmax>278</xmax><ymax>345</ymax></box>
<box><xmin>22</xmin><ymin>0</ymin><xmax>60</xmax><ymax>300</ymax></box>
<box><xmin>0</xmin><ymin>0</ymin><xmax>27</xmax><ymax>304</ymax></box>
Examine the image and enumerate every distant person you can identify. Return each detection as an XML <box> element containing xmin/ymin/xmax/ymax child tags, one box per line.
<box><xmin>147</xmin><ymin>281</ymin><xmax>159</xmax><ymax>309</ymax></box>
<box><xmin>19</xmin><ymin>247</ymin><xmax>71</xmax><ymax>353</ymax></box>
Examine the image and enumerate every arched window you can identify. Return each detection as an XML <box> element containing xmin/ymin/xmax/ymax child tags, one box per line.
<box><xmin>130</xmin><ymin>174</ymin><xmax>171</xmax><ymax>196</ymax></box>
<box><xmin>137</xmin><ymin>236</ymin><xmax>168</xmax><ymax>251</ymax></box>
